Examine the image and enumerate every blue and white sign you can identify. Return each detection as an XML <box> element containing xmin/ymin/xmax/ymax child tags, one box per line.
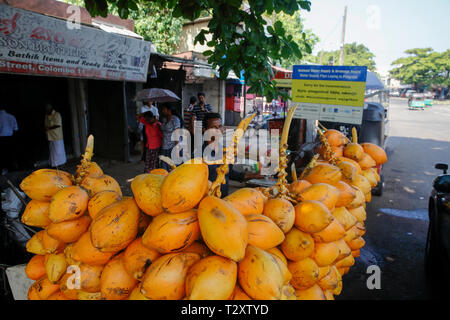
<box><xmin>291</xmin><ymin>65</ymin><xmax>368</xmax><ymax>124</ymax></box>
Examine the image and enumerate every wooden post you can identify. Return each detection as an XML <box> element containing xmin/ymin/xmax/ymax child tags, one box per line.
<box><xmin>67</xmin><ymin>78</ymin><xmax>81</xmax><ymax>158</ymax></box>
<box><xmin>77</xmin><ymin>80</ymin><xmax>88</xmax><ymax>153</ymax></box>
<box><xmin>122</xmin><ymin>81</ymin><xmax>130</xmax><ymax>163</ymax></box>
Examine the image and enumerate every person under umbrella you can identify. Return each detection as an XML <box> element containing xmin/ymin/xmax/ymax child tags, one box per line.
<box><xmin>139</xmin><ymin>101</ymin><xmax>160</xmax><ymax>162</ymax></box>
<box><xmin>160</xmin><ymin>103</ymin><xmax>182</xmax><ymax>171</ymax></box>
<box><xmin>137</xmin><ymin>111</ymin><xmax>162</xmax><ymax>173</ymax></box>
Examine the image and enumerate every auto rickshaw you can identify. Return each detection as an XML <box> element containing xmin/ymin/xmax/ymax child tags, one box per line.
<box><xmin>424</xmin><ymin>98</ymin><xmax>434</xmax><ymax>107</ymax></box>
<box><xmin>408</xmin><ymin>93</ymin><xmax>425</xmax><ymax>110</ymax></box>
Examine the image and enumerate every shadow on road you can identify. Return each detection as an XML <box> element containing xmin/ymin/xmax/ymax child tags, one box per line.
<box><xmin>383</xmin><ymin>136</ymin><xmax>450</xmax><ymax>209</ymax></box>
<box><xmin>338</xmin><ymin>136</ymin><xmax>449</xmax><ymax>300</ymax></box>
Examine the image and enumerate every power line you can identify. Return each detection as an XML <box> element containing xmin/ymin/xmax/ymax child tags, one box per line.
<box><xmin>315</xmin><ymin>16</ymin><xmax>342</xmax><ymax>53</ymax></box>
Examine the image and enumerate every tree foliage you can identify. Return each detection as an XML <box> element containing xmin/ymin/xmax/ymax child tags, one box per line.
<box><xmin>77</xmin><ymin>0</ymin><xmax>313</xmax><ymax>100</ymax></box>
<box><xmin>270</xmin><ymin>10</ymin><xmax>319</xmax><ymax>69</ymax></box>
<box><xmin>131</xmin><ymin>4</ymin><xmax>184</xmax><ymax>54</ymax></box>
<box><xmin>390</xmin><ymin>48</ymin><xmax>450</xmax><ymax>87</ymax></box>
<box><xmin>311</xmin><ymin>42</ymin><xmax>376</xmax><ymax>71</ymax></box>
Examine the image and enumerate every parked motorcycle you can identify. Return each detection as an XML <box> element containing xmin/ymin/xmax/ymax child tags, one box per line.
<box><xmin>425</xmin><ymin>163</ymin><xmax>450</xmax><ymax>298</ymax></box>
<box><xmin>0</xmin><ymin>172</ymin><xmax>35</xmax><ymax>301</ymax></box>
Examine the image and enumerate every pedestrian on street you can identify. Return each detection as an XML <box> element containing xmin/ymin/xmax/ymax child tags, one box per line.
<box><xmin>139</xmin><ymin>101</ymin><xmax>159</xmax><ymax>162</ymax></box>
<box><xmin>192</xmin><ymin>92</ymin><xmax>213</xmax><ymax>125</ymax></box>
<box><xmin>0</xmin><ymin>107</ymin><xmax>18</xmax><ymax>174</ymax></box>
<box><xmin>137</xmin><ymin>111</ymin><xmax>162</xmax><ymax>173</ymax></box>
<box><xmin>44</xmin><ymin>103</ymin><xmax>67</xmax><ymax>169</ymax></box>
<box><xmin>160</xmin><ymin>103</ymin><xmax>181</xmax><ymax>171</ymax></box>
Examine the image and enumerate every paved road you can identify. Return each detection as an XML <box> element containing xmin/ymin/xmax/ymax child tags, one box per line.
<box><xmin>338</xmin><ymin>98</ymin><xmax>450</xmax><ymax>300</ymax></box>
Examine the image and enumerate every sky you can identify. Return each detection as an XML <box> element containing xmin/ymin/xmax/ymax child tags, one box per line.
<box><xmin>301</xmin><ymin>0</ymin><xmax>450</xmax><ymax>76</ymax></box>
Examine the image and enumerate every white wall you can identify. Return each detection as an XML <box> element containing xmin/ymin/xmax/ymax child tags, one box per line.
<box><xmin>203</xmin><ymin>80</ymin><xmax>221</xmax><ymax>113</ymax></box>
<box><xmin>176</xmin><ymin>18</ymin><xmax>214</xmax><ymax>54</ymax></box>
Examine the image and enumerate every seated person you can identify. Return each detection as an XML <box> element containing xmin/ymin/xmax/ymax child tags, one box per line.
<box><xmin>202</xmin><ymin>113</ymin><xmax>262</xmax><ymax>197</ymax></box>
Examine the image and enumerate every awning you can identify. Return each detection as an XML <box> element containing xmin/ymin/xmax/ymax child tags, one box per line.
<box><xmin>152</xmin><ymin>52</ymin><xmax>247</xmax><ymax>82</ymax></box>
<box><xmin>151</xmin><ymin>52</ymin><xmax>212</xmax><ymax>68</ymax></box>
<box><xmin>91</xmin><ymin>20</ymin><xmax>144</xmax><ymax>40</ymax></box>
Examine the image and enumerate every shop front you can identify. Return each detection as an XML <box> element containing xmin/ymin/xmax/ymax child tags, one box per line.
<box><xmin>0</xmin><ymin>2</ymin><xmax>152</xmax><ymax>167</ymax></box>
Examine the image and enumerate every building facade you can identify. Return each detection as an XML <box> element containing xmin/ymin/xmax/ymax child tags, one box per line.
<box><xmin>0</xmin><ymin>0</ymin><xmax>154</xmax><ymax>168</ymax></box>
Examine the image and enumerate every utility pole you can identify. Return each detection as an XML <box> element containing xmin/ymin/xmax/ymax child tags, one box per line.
<box><xmin>339</xmin><ymin>6</ymin><xmax>347</xmax><ymax>66</ymax></box>
<box><xmin>319</xmin><ymin>50</ymin><xmax>323</xmax><ymax>65</ymax></box>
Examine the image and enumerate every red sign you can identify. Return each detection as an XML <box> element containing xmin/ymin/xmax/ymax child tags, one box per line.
<box><xmin>274</xmin><ymin>70</ymin><xmax>292</xmax><ymax>80</ymax></box>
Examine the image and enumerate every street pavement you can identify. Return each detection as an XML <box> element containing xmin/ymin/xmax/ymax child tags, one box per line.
<box><xmin>338</xmin><ymin>98</ymin><xmax>450</xmax><ymax>300</ymax></box>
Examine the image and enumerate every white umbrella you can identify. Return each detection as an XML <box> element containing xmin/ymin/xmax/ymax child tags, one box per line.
<box><xmin>134</xmin><ymin>88</ymin><xmax>181</xmax><ymax>103</ymax></box>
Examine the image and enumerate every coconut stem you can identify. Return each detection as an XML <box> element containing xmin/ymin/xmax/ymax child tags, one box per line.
<box><xmin>269</xmin><ymin>105</ymin><xmax>298</xmax><ymax>200</ymax></box>
<box><xmin>352</xmin><ymin>127</ymin><xmax>358</xmax><ymax>144</ymax></box>
<box><xmin>317</xmin><ymin>129</ymin><xmax>339</xmax><ymax>165</ymax></box>
<box><xmin>209</xmin><ymin>113</ymin><xmax>256</xmax><ymax>198</ymax></box>
<box><xmin>291</xmin><ymin>162</ymin><xmax>298</xmax><ymax>182</ymax></box>
<box><xmin>74</xmin><ymin>135</ymin><xmax>94</xmax><ymax>185</ymax></box>
<box><xmin>159</xmin><ymin>155</ymin><xmax>176</xmax><ymax>171</ymax></box>
<box><xmin>318</xmin><ymin>121</ymin><xmax>328</xmax><ymax>132</ymax></box>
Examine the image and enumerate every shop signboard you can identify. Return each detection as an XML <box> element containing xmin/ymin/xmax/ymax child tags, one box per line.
<box><xmin>0</xmin><ymin>4</ymin><xmax>151</xmax><ymax>82</ymax></box>
<box><xmin>291</xmin><ymin>65</ymin><xmax>367</xmax><ymax>124</ymax></box>
<box><xmin>273</xmin><ymin>69</ymin><xmax>292</xmax><ymax>88</ymax></box>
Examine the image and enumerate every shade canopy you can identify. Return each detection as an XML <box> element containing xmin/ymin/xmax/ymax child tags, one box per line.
<box><xmin>365</xmin><ymin>71</ymin><xmax>385</xmax><ymax>91</ymax></box>
<box><xmin>134</xmin><ymin>88</ymin><xmax>181</xmax><ymax>103</ymax></box>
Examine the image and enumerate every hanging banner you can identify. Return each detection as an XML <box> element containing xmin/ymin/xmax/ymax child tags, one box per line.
<box><xmin>291</xmin><ymin>65</ymin><xmax>367</xmax><ymax>124</ymax></box>
<box><xmin>0</xmin><ymin>4</ymin><xmax>151</xmax><ymax>82</ymax></box>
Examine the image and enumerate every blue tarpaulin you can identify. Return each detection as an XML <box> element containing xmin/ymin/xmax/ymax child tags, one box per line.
<box><xmin>365</xmin><ymin>71</ymin><xmax>385</xmax><ymax>91</ymax></box>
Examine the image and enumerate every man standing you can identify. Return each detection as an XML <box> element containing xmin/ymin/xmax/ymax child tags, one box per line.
<box><xmin>0</xmin><ymin>107</ymin><xmax>18</xmax><ymax>174</ymax></box>
<box><xmin>45</xmin><ymin>103</ymin><xmax>66</xmax><ymax>168</ymax></box>
<box><xmin>192</xmin><ymin>92</ymin><xmax>212</xmax><ymax>125</ymax></box>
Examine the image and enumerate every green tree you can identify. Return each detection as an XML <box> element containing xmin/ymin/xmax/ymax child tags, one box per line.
<box><xmin>390</xmin><ymin>48</ymin><xmax>450</xmax><ymax>88</ymax></box>
<box><xmin>313</xmin><ymin>42</ymin><xmax>377</xmax><ymax>71</ymax></box>
<box><xmin>271</xmin><ymin>11</ymin><xmax>319</xmax><ymax>69</ymax></box>
<box><xmin>76</xmin><ymin>0</ymin><xmax>313</xmax><ymax>101</ymax></box>
<box><xmin>131</xmin><ymin>4</ymin><xmax>184</xmax><ymax>54</ymax></box>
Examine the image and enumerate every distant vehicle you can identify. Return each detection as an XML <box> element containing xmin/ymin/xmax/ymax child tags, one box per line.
<box><xmin>390</xmin><ymin>90</ymin><xmax>400</xmax><ymax>97</ymax></box>
<box><xmin>405</xmin><ymin>90</ymin><xmax>417</xmax><ymax>98</ymax></box>
<box><xmin>425</xmin><ymin>163</ymin><xmax>450</xmax><ymax>298</ymax></box>
<box><xmin>408</xmin><ymin>93</ymin><xmax>425</xmax><ymax>110</ymax></box>
<box><xmin>424</xmin><ymin>92</ymin><xmax>434</xmax><ymax>107</ymax></box>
